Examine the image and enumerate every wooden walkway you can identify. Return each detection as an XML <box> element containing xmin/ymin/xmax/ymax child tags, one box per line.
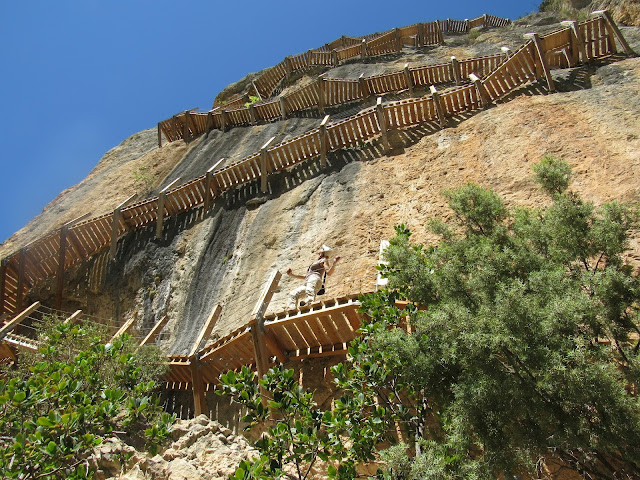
<box><xmin>0</xmin><ymin>11</ymin><xmax>633</xmax><ymax>321</ymax></box>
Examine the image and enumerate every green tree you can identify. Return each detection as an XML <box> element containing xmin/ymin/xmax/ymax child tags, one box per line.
<box><xmin>0</xmin><ymin>318</ymin><xmax>175</xmax><ymax>479</ymax></box>
<box><xmin>334</xmin><ymin>159</ymin><xmax>640</xmax><ymax>479</ymax></box>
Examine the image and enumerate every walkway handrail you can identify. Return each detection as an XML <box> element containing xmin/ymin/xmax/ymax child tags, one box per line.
<box><xmin>0</xmin><ymin>11</ymin><xmax>632</xmax><ymax>318</ymax></box>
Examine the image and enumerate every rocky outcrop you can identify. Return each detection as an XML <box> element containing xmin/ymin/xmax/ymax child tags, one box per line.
<box><xmin>89</xmin><ymin>415</ymin><xmax>258</xmax><ymax>480</ymax></box>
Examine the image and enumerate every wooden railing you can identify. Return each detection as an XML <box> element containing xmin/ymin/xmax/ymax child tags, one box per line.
<box><xmin>158</xmin><ymin>13</ymin><xmax>514</xmax><ymax>144</ymax></box>
<box><xmin>0</xmin><ymin>11</ymin><xmax>633</xmax><ymax>317</ymax></box>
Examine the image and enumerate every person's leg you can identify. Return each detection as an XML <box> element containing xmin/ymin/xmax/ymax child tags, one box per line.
<box><xmin>288</xmin><ymin>284</ymin><xmax>307</xmax><ymax>310</ymax></box>
<box><xmin>302</xmin><ymin>275</ymin><xmax>323</xmax><ymax>305</ymax></box>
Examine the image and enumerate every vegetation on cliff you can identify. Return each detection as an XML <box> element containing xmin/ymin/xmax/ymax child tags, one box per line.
<box><xmin>222</xmin><ymin>157</ymin><xmax>640</xmax><ymax>479</ymax></box>
<box><xmin>0</xmin><ymin>320</ymin><xmax>174</xmax><ymax>479</ymax></box>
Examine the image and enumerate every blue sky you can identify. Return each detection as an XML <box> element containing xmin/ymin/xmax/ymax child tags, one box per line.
<box><xmin>0</xmin><ymin>0</ymin><xmax>539</xmax><ymax>246</ymax></box>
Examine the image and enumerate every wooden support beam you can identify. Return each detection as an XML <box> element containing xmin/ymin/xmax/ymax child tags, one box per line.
<box><xmin>284</xmin><ymin>56</ymin><xmax>292</xmax><ymax>79</ymax></box>
<box><xmin>139</xmin><ymin>315</ymin><xmax>170</xmax><ymax>347</ymax></box>
<box><xmin>55</xmin><ymin>226</ymin><xmax>68</xmax><ymax>310</ymax></box>
<box><xmin>111</xmin><ymin>316</ymin><xmax>136</xmax><ymax>342</ymax></box>
<box><xmin>248</xmin><ymin>104</ymin><xmax>257</xmax><ymax>125</ymax></box>
<box><xmin>430</xmin><ymin>86</ymin><xmax>447</xmax><ymax>128</ymax></box>
<box><xmin>63</xmin><ymin>310</ymin><xmax>83</xmax><ymax>325</ymax></box>
<box><xmin>189</xmin><ymin>358</ymin><xmax>207</xmax><ymax>416</ymax></box>
<box><xmin>0</xmin><ymin>301</ymin><xmax>39</xmax><ymax>342</ymax></box>
<box><xmin>375</xmin><ymin>97</ymin><xmax>390</xmax><ymax>153</ymax></box>
<box><xmin>156</xmin><ymin>178</ymin><xmax>181</xmax><ymax>240</ymax></box>
<box><xmin>317</xmin><ymin>75</ymin><xmax>326</xmax><ymax>114</ymax></box>
<box><xmin>403</xmin><ymin>63</ymin><xmax>414</xmax><ymax>96</ymax></box>
<box><xmin>279</xmin><ymin>97</ymin><xmax>287</xmax><ymax>120</ymax></box>
<box><xmin>189</xmin><ymin>304</ymin><xmax>222</xmax><ymax>357</ymax></box>
<box><xmin>469</xmin><ymin>73</ymin><xmax>490</xmax><ymax>108</ymax></box>
<box><xmin>360</xmin><ymin>38</ymin><xmax>367</xmax><ymax>59</ymax></box>
<box><xmin>249</xmin><ymin>271</ymin><xmax>281</xmax><ymax>403</ymax></box>
<box><xmin>416</xmin><ymin>22</ymin><xmax>424</xmax><ymax>47</ymax></box>
<box><xmin>16</xmin><ymin>248</ymin><xmax>26</xmax><ymax>311</ymax></box>
<box><xmin>524</xmin><ymin>33</ymin><xmax>555</xmax><ymax>92</ymax></box>
<box><xmin>319</xmin><ymin>115</ymin><xmax>330</xmax><ymax>168</ymax></box>
<box><xmin>110</xmin><ymin>208</ymin><xmax>122</xmax><ymax>260</ymax></box>
<box><xmin>358</xmin><ymin>73</ymin><xmax>370</xmax><ymax>99</ymax></box>
<box><xmin>206</xmin><ymin>110</ymin><xmax>214</xmax><ymax>133</ymax></box>
<box><xmin>157</xmin><ymin>123</ymin><xmax>162</xmax><ymax>148</ymax></box>
<box><xmin>110</xmin><ymin>193</ymin><xmax>136</xmax><ymax>260</ymax></box>
<box><xmin>260</xmin><ymin>137</ymin><xmax>276</xmax><ymax>194</ymax></box>
<box><xmin>204</xmin><ymin>159</ymin><xmax>224</xmax><ymax>215</ymax></box>
<box><xmin>592</xmin><ymin>10</ymin><xmax>634</xmax><ymax>56</ymax></box>
<box><xmin>394</xmin><ymin>28</ymin><xmax>401</xmax><ymax>51</ymax></box>
<box><xmin>220</xmin><ymin>109</ymin><xmax>228</xmax><ymax>132</ymax></box>
<box><xmin>183</xmin><ymin>110</ymin><xmax>191</xmax><ymax>142</ymax></box>
<box><xmin>0</xmin><ymin>259</ymin><xmax>6</xmax><ymax>315</ymax></box>
<box><xmin>561</xmin><ymin>21</ymin><xmax>588</xmax><ymax>65</ymax></box>
<box><xmin>251</xmin><ymin>81</ymin><xmax>262</xmax><ymax>101</ymax></box>
<box><xmin>450</xmin><ymin>56</ymin><xmax>461</xmax><ymax>85</ymax></box>
<box><xmin>332</xmin><ymin>49</ymin><xmax>338</xmax><ymax>66</ymax></box>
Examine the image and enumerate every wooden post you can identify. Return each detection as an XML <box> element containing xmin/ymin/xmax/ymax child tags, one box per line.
<box><xmin>403</xmin><ymin>63</ymin><xmax>414</xmax><ymax>96</ymax></box>
<box><xmin>360</xmin><ymin>39</ymin><xmax>367</xmax><ymax>59</ymax></box>
<box><xmin>220</xmin><ymin>109</ymin><xmax>228</xmax><ymax>132</ymax></box>
<box><xmin>524</xmin><ymin>33</ymin><xmax>555</xmax><ymax>92</ymax></box>
<box><xmin>206</xmin><ymin>111</ymin><xmax>214</xmax><ymax>133</ymax></box>
<box><xmin>469</xmin><ymin>73</ymin><xmax>490</xmax><ymax>108</ymax></box>
<box><xmin>109</xmin><ymin>194</ymin><xmax>136</xmax><ymax>260</ymax></box>
<box><xmin>416</xmin><ymin>22</ymin><xmax>424</xmax><ymax>47</ymax></box>
<box><xmin>450</xmin><ymin>56</ymin><xmax>461</xmax><ymax>85</ymax></box>
<box><xmin>0</xmin><ymin>302</ymin><xmax>40</xmax><ymax>342</ymax></box>
<box><xmin>156</xmin><ymin>178</ymin><xmax>181</xmax><ymax>240</ymax></box>
<box><xmin>204</xmin><ymin>159</ymin><xmax>224</xmax><ymax>215</ymax></box>
<box><xmin>249</xmin><ymin>270</ymin><xmax>282</xmax><ymax>404</ymax></box>
<box><xmin>157</xmin><ymin>123</ymin><xmax>162</xmax><ymax>148</ymax></box>
<box><xmin>465</xmin><ymin>19</ymin><xmax>470</xmax><ymax>32</ymax></box>
<box><xmin>375</xmin><ymin>97</ymin><xmax>390</xmax><ymax>153</ymax></box>
<box><xmin>358</xmin><ymin>73</ymin><xmax>370</xmax><ymax>99</ymax></box>
<box><xmin>55</xmin><ymin>226</ymin><xmax>67</xmax><ymax>311</ymax></box>
<box><xmin>395</xmin><ymin>28</ymin><xmax>402</xmax><ymax>51</ymax></box>
<box><xmin>183</xmin><ymin>110</ymin><xmax>191</xmax><ymax>142</ymax></box>
<box><xmin>279</xmin><ymin>97</ymin><xmax>287</xmax><ymax>120</ymax></box>
<box><xmin>248</xmin><ymin>104</ymin><xmax>257</xmax><ymax>125</ymax></box>
<box><xmin>306</xmin><ymin>49</ymin><xmax>314</xmax><ymax>67</ymax></box>
<box><xmin>483</xmin><ymin>13</ymin><xmax>488</xmax><ymax>27</ymax></box>
<box><xmin>284</xmin><ymin>56</ymin><xmax>292</xmax><ymax>80</ymax></box>
<box><xmin>331</xmin><ymin>49</ymin><xmax>338</xmax><ymax>66</ymax></box>
<box><xmin>319</xmin><ymin>115</ymin><xmax>330</xmax><ymax>168</ymax></box>
<box><xmin>593</xmin><ymin>10</ymin><xmax>634</xmax><ymax>56</ymax></box>
<box><xmin>501</xmin><ymin>46</ymin><xmax>511</xmax><ymax>62</ymax></box>
<box><xmin>260</xmin><ymin>137</ymin><xmax>276</xmax><ymax>194</ymax></box>
<box><xmin>190</xmin><ymin>358</ymin><xmax>207</xmax><ymax>416</ymax></box>
<box><xmin>430</xmin><ymin>86</ymin><xmax>447</xmax><ymax>128</ymax></box>
<box><xmin>317</xmin><ymin>75</ymin><xmax>326</xmax><ymax>114</ymax></box>
<box><xmin>561</xmin><ymin>21</ymin><xmax>588</xmax><ymax>65</ymax></box>
<box><xmin>0</xmin><ymin>259</ymin><xmax>7</xmax><ymax>315</ymax></box>
<box><xmin>16</xmin><ymin>248</ymin><xmax>26</xmax><ymax>311</ymax></box>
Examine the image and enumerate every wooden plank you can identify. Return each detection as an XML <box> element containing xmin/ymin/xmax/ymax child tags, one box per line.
<box><xmin>592</xmin><ymin>10</ymin><xmax>633</xmax><ymax>56</ymax></box>
<box><xmin>16</xmin><ymin>249</ymin><xmax>26</xmax><ymax>311</ymax></box>
<box><xmin>189</xmin><ymin>304</ymin><xmax>222</xmax><ymax>357</ymax></box>
<box><xmin>139</xmin><ymin>315</ymin><xmax>169</xmax><ymax>347</ymax></box>
<box><xmin>0</xmin><ymin>302</ymin><xmax>39</xmax><ymax>341</ymax></box>
<box><xmin>63</xmin><ymin>310</ymin><xmax>83</xmax><ymax>325</ymax></box>
<box><xmin>189</xmin><ymin>358</ymin><xmax>207</xmax><ymax>416</ymax></box>
<box><xmin>525</xmin><ymin>33</ymin><xmax>555</xmax><ymax>92</ymax></box>
<box><xmin>375</xmin><ymin>97</ymin><xmax>389</xmax><ymax>152</ymax></box>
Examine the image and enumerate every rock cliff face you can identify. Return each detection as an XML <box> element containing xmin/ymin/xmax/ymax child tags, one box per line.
<box><xmin>2</xmin><ymin>7</ymin><xmax>640</xmax><ymax>476</ymax></box>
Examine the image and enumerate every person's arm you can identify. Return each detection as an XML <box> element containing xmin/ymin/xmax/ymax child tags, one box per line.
<box><xmin>326</xmin><ymin>256</ymin><xmax>341</xmax><ymax>276</ymax></box>
<box><xmin>286</xmin><ymin>267</ymin><xmax>306</xmax><ymax>280</ymax></box>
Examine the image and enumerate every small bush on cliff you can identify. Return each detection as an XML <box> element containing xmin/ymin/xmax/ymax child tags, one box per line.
<box><xmin>0</xmin><ymin>318</ymin><xmax>174</xmax><ymax>479</ymax></box>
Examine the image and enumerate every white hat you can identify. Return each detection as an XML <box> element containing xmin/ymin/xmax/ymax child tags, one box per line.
<box><xmin>321</xmin><ymin>244</ymin><xmax>333</xmax><ymax>256</ymax></box>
